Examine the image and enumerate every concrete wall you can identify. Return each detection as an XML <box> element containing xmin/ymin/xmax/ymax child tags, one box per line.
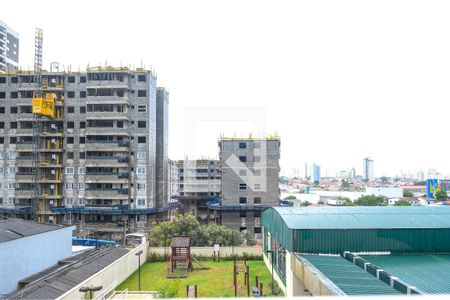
<box><xmin>57</xmin><ymin>238</ymin><xmax>149</xmax><ymax>300</ymax></box>
<box><xmin>148</xmin><ymin>246</ymin><xmax>262</xmax><ymax>258</ymax></box>
<box><xmin>0</xmin><ymin>226</ymin><xmax>74</xmax><ymax>296</ymax></box>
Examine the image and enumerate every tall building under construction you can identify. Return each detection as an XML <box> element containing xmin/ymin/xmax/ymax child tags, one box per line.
<box><xmin>0</xmin><ymin>67</ymin><xmax>173</xmax><ymax>238</ymax></box>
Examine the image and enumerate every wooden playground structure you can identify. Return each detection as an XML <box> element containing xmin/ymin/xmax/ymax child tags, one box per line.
<box><xmin>167</xmin><ymin>236</ymin><xmax>208</xmax><ymax>278</ymax></box>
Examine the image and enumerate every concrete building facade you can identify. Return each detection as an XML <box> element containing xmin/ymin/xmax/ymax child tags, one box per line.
<box><xmin>155</xmin><ymin>88</ymin><xmax>169</xmax><ymax>210</ymax></box>
<box><xmin>211</xmin><ymin>137</ymin><xmax>280</xmax><ymax>238</ymax></box>
<box><xmin>177</xmin><ymin>159</ymin><xmax>221</xmax><ymax>223</ymax></box>
<box><xmin>0</xmin><ymin>20</ymin><xmax>19</xmax><ymax>73</ymax></box>
<box><xmin>363</xmin><ymin>157</ymin><xmax>374</xmax><ymax>181</ymax></box>
<box><xmin>169</xmin><ymin>159</ymin><xmax>179</xmax><ymax>199</ymax></box>
<box><xmin>0</xmin><ymin>67</ymin><xmax>173</xmax><ymax>239</ymax></box>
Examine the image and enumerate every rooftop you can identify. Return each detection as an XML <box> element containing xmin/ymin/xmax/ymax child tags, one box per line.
<box><xmin>7</xmin><ymin>247</ymin><xmax>129</xmax><ymax>300</ymax></box>
<box><xmin>297</xmin><ymin>254</ymin><xmax>401</xmax><ymax>296</ymax></box>
<box><xmin>270</xmin><ymin>206</ymin><xmax>450</xmax><ymax>229</ymax></box>
<box><xmin>0</xmin><ymin>219</ymin><xmax>66</xmax><ymax>244</ymax></box>
<box><xmin>361</xmin><ymin>254</ymin><xmax>450</xmax><ymax>294</ymax></box>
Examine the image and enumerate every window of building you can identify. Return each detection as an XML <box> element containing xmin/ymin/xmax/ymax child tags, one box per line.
<box><xmin>254</xmin><ymin>169</ymin><xmax>261</xmax><ymax>176</ymax></box>
<box><xmin>8</xmin><ymin>167</ymin><xmax>15</xmax><ymax>174</ymax></box>
<box><xmin>65</xmin><ymin>183</ymin><xmax>73</xmax><ymax>190</ymax></box>
<box><xmin>239</xmin><ymin>183</ymin><xmax>247</xmax><ymax>190</ymax></box>
<box><xmin>254</xmin><ymin>142</ymin><xmax>261</xmax><ymax>149</ymax></box>
<box><xmin>239</xmin><ymin>197</ymin><xmax>247</xmax><ymax>204</ymax></box>
<box><xmin>254</xmin><ymin>210</ymin><xmax>261</xmax><ymax>218</ymax></box>
<box><xmin>80</xmin><ymin>91</ymin><xmax>86</xmax><ymax>98</ymax></box>
<box><xmin>0</xmin><ymin>122</ymin><xmax>4</xmax><ymax>129</ymax></box>
<box><xmin>78</xmin><ymin>167</ymin><xmax>85</xmax><ymax>174</ymax></box>
<box><xmin>0</xmin><ymin>92</ymin><xmax>5</xmax><ymax>99</ymax></box>
<box><xmin>66</xmin><ymin>167</ymin><xmax>74</xmax><ymax>174</ymax></box>
<box><xmin>67</xmin><ymin>91</ymin><xmax>75</xmax><ymax>98</ymax></box>
<box><xmin>239</xmin><ymin>142</ymin><xmax>247</xmax><ymax>149</ymax></box>
<box><xmin>138</xmin><ymin>105</ymin><xmax>146</xmax><ymax>112</ymax></box>
<box><xmin>138</xmin><ymin>136</ymin><xmax>146</xmax><ymax>143</ymax></box>
<box><xmin>0</xmin><ymin>138</ymin><xmax>3</xmax><ymax>144</ymax></box>
<box><xmin>138</xmin><ymin>75</ymin><xmax>146</xmax><ymax>82</ymax></box>
<box><xmin>239</xmin><ymin>169</ymin><xmax>247</xmax><ymax>176</ymax></box>
<box><xmin>80</xmin><ymin>106</ymin><xmax>86</xmax><ymax>113</ymax></box>
<box><xmin>80</xmin><ymin>121</ymin><xmax>86</xmax><ymax>129</ymax></box>
<box><xmin>117</xmin><ymin>121</ymin><xmax>124</xmax><ymax>128</ymax></box>
<box><xmin>240</xmin><ymin>227</ymin><xmax>247</xmax><ymax>232</ymax></box>
<box><xmin>239</xmin><ymin>156</ymin><xmax>247</xmax><ymax>162</ymax></box>
<box><xmin>137</xmin><ymin>183</ymin><xmax>146</xmax><ymax>190</ymax></box>
<box><xmin>0</xmin><ymin>107</ymin><xmax>4</xmax><ymax>114</ymax></box>
<box><xmin>138</xmin><ymin>121</ymin><xmax>146</xmax><ymax>128</ymax></box>
<box><xmin>10</xmin><ymin>107</ymin><xmax>17</xmax><ymax>114</ymax></box>
<box><xmin>8</xmin><ymin>152</ymin><xmax>15</xmax><ymax>159</ymax></box>
<box><xmin>137</xmin><ymin>90</ymin><xmax>147</xmax><ymax>97</ymax></box>
<box><xmin>137</xmin><ymin>166</ymin><xmax>146</xmax><ymax>174</ymax></box>
<box><xmin>10</xmin><ymin>92</ymin><xmax>18</xmax><ymax>99</ymax></box>
<box><xmin>137</xmin><ymin>198</ymin><xmax>146</xmax><ymax>206</ymax></box>
<box><xmin>10</xmin><ymin>77</ymin><xmax>18</xmax><ymax>83</ymax></box>
<box><xmin>79</xmin><ymin>152</ymin><xmax>86</xmax><ymax>159</ymax></box>
<box><xmin>9</xmin><ymin>137</ymin><xmax>16</xmax><ymax>144</ymax></box>
<box><xmin>137</xmin><ymin>152</ymin><xmax>146</xmax><ymax>159</ymax></box>
<box><xmin>254</xmin><ymin>227</ymin><xmax>262</xmax><ymax>234</ymax></box>
<box><xmin>67</xmin><ymin>122</ymin><xmax>74</xmax><ymax>129</ymax></box>
<box><xmin>79</xmin><ymin>183</ymin><xmax>85</xmax><ymax>190</ymax></box>
<box><xmin>254</xmin><ymin>183</ymin><xmax>261</xmax><ymax>190</ymax></box>
<box><xmin>0</xmin><ymin>77</ymin><xmax>5</xmax><ymax>84</ymax></box>
<box><xmin>10</xmin><ymin>122</ymin><xmax>17</xmax><ymax>129</ymax></box>
<box><xmin>79</xmin><ymin>137</ymin><xmax>85</xmax><ymax>144</ymax></box>
<box><xmin>67</xmin><ymin>137</ymin><xmax>74</xmax><ymax>144</ymax></box>
<box><xmin>67</xmin><ymin>106</ymin><xmax>75</xmax><ymax>113</ymax></box>
<box><xmin>67</xmin><ymin>152</ymin><xmax>74</xmax><ymax>159</ymax></box>
<box><xmin>80</xmin><ymin>76</ymin><xmax>86</xmax><ymax>83</ymax></box>
<box><xmin>68</xmin><ymin>76</ymin><xmax>75</xmax><ymax>83</ymax></box>
<box><xmin>254</xmin><ymin>197</ymin><xmax>262</xmax><ymax>204</ymax></box>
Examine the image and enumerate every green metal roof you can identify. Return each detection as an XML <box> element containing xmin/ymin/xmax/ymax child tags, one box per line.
<box><xmin>263</xmin><ymin>207</ymin><xmax>450</xmax><ymax>253</ymax></box>
<box><xmin>362</xmin><ymin>255</ymin><xmax>450</xmax><ymax>294</ymax></box>
<box><xmin>272</xmin><ymin>206</ymin><xmax>450</xmax><ymax>229</ymax></box>
<box><xmin>299</xmin><ymin>254</ymin><xmax>401</xmax><ymax>296</ymax></box>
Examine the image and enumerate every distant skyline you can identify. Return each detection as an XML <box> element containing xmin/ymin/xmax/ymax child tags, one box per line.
<box><xmin>3</xmin><ymin>0</ymin><xmax>450</xmax><ymax>177</ymax></box>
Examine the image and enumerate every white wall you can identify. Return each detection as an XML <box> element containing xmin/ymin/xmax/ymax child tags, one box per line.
<box><xmin>0</xmin><ymin>226</ymin><xmax>74</xmax><ymax>296</ymax></box>
<box><xmin>148</xmin><ymin>246</ymin><xmax>262</xmax><ymax>258</ymax></box>
<box><xmin>57</xmin><ymin>238</ymin><xmax>148</xmax><ymax>300</ymax></box>
<box><xmin>365</xmin><ymin>187</ymin><xmax>402</xmax><ymax>198</ymax></box>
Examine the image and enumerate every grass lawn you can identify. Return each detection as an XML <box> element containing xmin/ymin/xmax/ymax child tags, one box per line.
<box><xmin>116</xmin><ymin>260</ymin><xmax>284</xmax><ymax>298</ymax></box>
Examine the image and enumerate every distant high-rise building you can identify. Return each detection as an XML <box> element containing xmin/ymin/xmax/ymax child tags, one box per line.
<box><xmin>416</xmin><ymin>170</ymin><xmax>425</xmax><ymax>182</ymax></box>
<box><xmin>363</xmin><ymin>157</ymin><xmax>374</xmax><ymax>180</ymax></box>
<box><xmin>351</xmin><ymin>167</ymin><xmax>356</xmax><ymax>179</ymax></box>
<box><xmin>311</xmin><ymin>163</ymin><xmax>321</xmax><ymax>183</ymax></box>
<box><xmin>304</xmin><ymin>163</ymin><xmax>308</xmax><ymax>179</ymax></box>
<box><xmin>0</xmin><ymin>20</ymin><xmax>19</xmax><ymax>73</ymax></box>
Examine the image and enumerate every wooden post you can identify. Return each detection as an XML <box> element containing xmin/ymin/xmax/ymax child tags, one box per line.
<box><xmin>186</xmin><ymin>285</ymin><xmax>189</xmax><ymax>298</ymax></box>
<box><xmin>259</xmin><ymin>283</ymin><xmax>263</xmax><ymax>296</ymax></box>
<box><xmin>247</xmin><ymin>266</ymin><xmax>250</xmax><ymax>297</ymax></box>
<box><xmin>256</xmin><ymin>276</ymin><xmax>259</xmax><ymax>289</ymax></box>
<box><xmin>195</xmin><ymin>285</ymin><xmax>198</xmax><ymax>298</ymax></box>
<box><xmin>234</xmin><ymin>265</ymin><xmax>237</xmax><ymax>297</ymax></box>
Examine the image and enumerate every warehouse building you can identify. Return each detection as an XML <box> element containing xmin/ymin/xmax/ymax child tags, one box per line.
<box><xmin>262</xmin><ymin>206</ymin><xmax>450</xmax><ymax>297</ymax></box>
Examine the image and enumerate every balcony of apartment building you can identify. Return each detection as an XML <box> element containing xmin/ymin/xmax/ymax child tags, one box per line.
<box><xmin>85</xmin><ymin>153</ymin><xmax>129</xmax><ymax>168</ymax></box>
<box><xmin>86</xmin><ymin>87</ymin><xmax>130</xmax><ymax>105</ymax></box>
<box><xmin>39</xmin><ymin>123</ymin><xmax>64</xmax><ymax>137</ymax></box>
<box><xmin>85</xmin><ymin>136</ymin><xmax>130</xmax><ymax>152</ymax></box>
<box><xmin>15</xmin><ymin>167</ymin><xmax>33</xmax><ymax>183</ymax></box>
<box><xmin>39</xmin><ymin>186</ymin><xmax>63</xmax><ymax>200</ymax></box>
<box><xmin>86</xmin><ymin>103</ymin><xmax>129</xmax><ymax>121</ymax></box>
<box><xmin>85</xmin><ymin>186</ymin><xmax>129</xmax><ymax>200</ymax></box>
<box><xmin>85</xmin><ymin>120</ymin><xmax>130</xmax><ymax>137</ymax></box>
<box><xmin>87</xmin><ymin>71</ymin><xmax>130</xmax><ymax>89</ymax></box>
<box><xmin>84</xmin><ymin>167</ymin><xmax>129</xmax><ymax>184</ymax></box>
<box><xmin>16</xmin><ymin>120</ymin><xmax>34</xmax><ymax>136</ymax></box>
<box><xmin>15</xmin><ymin>136</ymin><xmax>34</xmax><ymax>152</ymax></box>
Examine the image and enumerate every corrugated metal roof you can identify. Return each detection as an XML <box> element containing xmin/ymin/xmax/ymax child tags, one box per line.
<box><xmin>362</xmin><ymin>254</ymin><xmax>450</xmax><ymax>294</ymax></box>
<box><xmin>0</xmin><ymin>219</ymin><xmax>66</xmax><ymax>244</ymax></box>
<box><xmin>272</xmin><ymin>206</ymin><xmax>450</xmax><ymax>229</ymax></box>
<box><xmin>299</xmin><ymin>254</ymin><xmax>401</xmax><ymax>296</ymax></box>
<box><xmin>6</xmin><ymin>247</ymin><xmax>129</xmax><ymax>300</ymax></box>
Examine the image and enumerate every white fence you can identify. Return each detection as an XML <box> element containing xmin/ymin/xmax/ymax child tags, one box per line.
<box><xmin>148</xmin><ymin>246</ymin><xmax>262</xmax><ymax>258</ymax></box>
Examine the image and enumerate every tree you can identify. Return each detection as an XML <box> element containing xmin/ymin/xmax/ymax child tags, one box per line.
<box><xmin>285</xmin><ymin>195</ymin><xmax>297</xmax><ymax>200</ymax></box>
<box><xmin>149</xmin><ymin>221</ymin><xmax>172</xmax><ymax>247</ymax></box>
<box><xmin>301</xmin><ymin>201</ymin><xmax>312</xmax><ymax>207</ymax></box>
<box><xmin>341</xmin><ymin>179</ymin><xmax>350</xmax><ymax>189</ymax></box>
<box><xmin>435</xmin><ymin>189</ymin><xmax>448</xmax><ymax>201</ymax></box>
<box><xmin>403</xmin><ymin>190</ymin><xmax>414</xmax><ymax>197</ymax></box>
<box><xmin>318</xmin><ymin>200</ymin><xmax>324</xmax><ymax>205</ymax></box>
<box><xmin>394</xmin><ymin>199</ymin><xmax>412</xmax><ymax>206</ymax></box>
<box><xmin>380</xmin><ymin>176</ymin><xmax>389</xmax><ymax>183</ymax></box>
<box><xmin>338</xmin><ymin>197</ymin><xmax>355</xmax><ymax>206</ymax></box>
<box><xmin>354</xmin><ymin>195</ymin><xmax>387</xmax><ymax>206</ymax></box>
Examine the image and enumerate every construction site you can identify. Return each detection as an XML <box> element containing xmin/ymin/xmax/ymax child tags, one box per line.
<box><xmin>0</xmin><ymin>29</ymin><xmax>176</xmax><ymax>240</ymax></box>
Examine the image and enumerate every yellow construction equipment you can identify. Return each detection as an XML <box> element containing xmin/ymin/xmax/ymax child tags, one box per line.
<box><xmin>32</xmin><ymin>93</ymin><xmax>55</xmax><ymax>118</ymax></box>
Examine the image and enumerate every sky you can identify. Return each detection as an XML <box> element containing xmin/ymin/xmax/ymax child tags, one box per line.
<box><xmin>3</xmin><ymin>0</ymin><xmax>450</xmax><ymax>177</ymax></box>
